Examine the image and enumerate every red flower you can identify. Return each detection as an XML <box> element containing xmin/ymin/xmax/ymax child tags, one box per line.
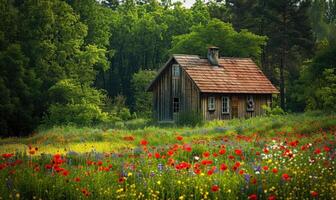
<box><xmin>252</xmin><ymin>178</ymin><xmax>257</xmax><ymax>185</ymax></box>
<box><xmin>263</xmin><ymin>166</ymin><xmax>269</xmax><ymax>171</ymax></box>
<box><xmin>323</xmin><ymin>146</ymin><xmax>330</xmax><ymax>152</ymax></box>
<box><xmin>2</xmin><ymin>153</ymin><xmax>13</xmax><ymax>159</ymax></box>
<box><xmin>211</xmin><ymin>185</ymin><xmax>220</xmax><ymax>192</ymax></box>
<box><xmin>234</xmin><ymin>149</ymin><xmax>242</xmax><ymax>156</ymax></box>
<box><xmin>263</xmin><ymin>148</ymin><xmax>269</xmax><ymax>154</ymax></box>
<box><xmin>219</xmin><ymin>149</ymin><xmax>226</xmax><ymax>155</ymax></box>
<box><xmin>203</xmin><ymin>151</ymin><xmax>210</xmax><ymax>158</ymax></box>
<box><xmin>282</xmin><ymin>173</ymin><xmax>290</xmax><ymax>181</ymax></box>
<box><xmin>314</xmin><ymin>148</ymin><xmax>321</xmax><ymax>154</ymax></box>
<box><xmin>220</xmin><ymin>164</ymin><xmax>228</xmax><ymax>171</ymax></box>
<box><xmin>194</xmin><ymin>168</ymin><xmax>201</xmax><ymax>175</ymax></box>
<box><xmin>167</xmin><ymin>150</ymin><xmax>174</xmax><ymax>156</ymax></box>
<box><xmin>183</xmin><ymin>144</ymin><xmax>192</xmax><ymax>152</ymax></box>
<box><xmin>155</xmin><ymin>152</ymin><xmax>161</xmax><ymax>159</ymax></box>
<box><xmin>97</xmin><ymin>160</ymin><xmax>103</xmax><ymax>166</ymax></box>
<box><xmin>140</xmin><ymin>139</ymin><xmax>148</xmax><ymax>146</ymax></box>
<box><xmin>74</xmin><ymin>177</ymin><xmax>81</xmax><ymax>182</ymax></box>
<box><xmin>207</xmin><ymin>169</ymin><xmax>214</xmax><ymax>176</ymax></box>
<box><xmin>310</xmin><ymin>191</ymin><xmax>318</xmax><ymax>197</ymax></box>
<box><xmin>81</xmin><ymin>188</ymin><xmax>90</xmax><ymax>196</ymax></box>
<box><xmin>45</xmin><ymin>164</ymin><xmax>52</xmax><ymax>170</ymax></box>
<box><xmin>201</xmin><ymin>160</ymin><xmax>213</xmax><ymax>165</ymax></box>
<box><xmin>176</xmin><ymin>135</ymin><xmax>183</xmax><ymax>141</ymax></box>
<box><xmin>234</xmin><ymin>161</ymin><xmax>241</xmax><ymax>168</ymax></box>
<box><xmin>272</xmin><ymin>168</ymin><xmax>278</xmax><ymax>174</ymax></box>
<box><xmin>248</xmin><ymin>194</ymin><xmax>257</xmax><ymax>200</ymax></box>
<box><xmin>239</xmin><ymin>169</ymin><xmax>244</xmax><ymax>174</ymax></box>
<box><xmin>268</xmin><ymin>195</ymin><xmax>276</xmax><ymax>200</ymax></box>
<box><xmin>62</xmin><ymin>170</ymin><xmax>69</xmax><ymax>176</ymax></box>
<box><xmin>118</xmin><ymin>177</ymin><xmax>125</xmax><ymax>183</ymax></box>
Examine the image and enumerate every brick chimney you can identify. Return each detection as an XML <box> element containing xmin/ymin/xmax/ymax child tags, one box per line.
<box><xmin>207</xmin><ymin>46</ymin><xmax>219</xmax><ymax>66</ymax></box>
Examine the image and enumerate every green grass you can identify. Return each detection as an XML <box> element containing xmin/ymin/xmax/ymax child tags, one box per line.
<box><xmin>0</xmin><ymin>112</ymin><xmax>335</xmax><ymax>200</ymax></box>
<box><xmin>1</xmin><ymin>112</ymin><xmax>335</xmax><ymax>155</ymax></box>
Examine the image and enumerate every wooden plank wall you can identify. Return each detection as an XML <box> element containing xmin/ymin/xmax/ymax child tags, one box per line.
<box><xmin>180</xmin><ymin>69</ymin><xmax>200</xmax><ymax>114</ymax></box>
<box><xmin>153</xmin><ymin>62</ymin><xmax>173</xmax><ymax>121</ymax></box>
<box><xmin>200</xmin><ymin>94</ymin><xmax>271</xmax><ymax>120</ymax></box>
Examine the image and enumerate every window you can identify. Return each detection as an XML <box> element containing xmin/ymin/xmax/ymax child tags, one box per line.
<box><xmin>222</xmin><ymin>96</ymin><xmax>230</xmax><ymax>114</ymax></box>
<box><xmin>246</xmin><ymin>95</ymin><xmax>254</xmax><ymax>112</ymax></box>
<box><xmin>208</xmin><ymin>96</ymin><xmax>215</xmax><ymax>111</ymax></box>
<box><xmin>173</xmin><ymin>97</ymin><xmax>180</xmax><ymax>113</ymax></box>
<box><xmin>172</xmin><ymin>64</ymin><xmax>180</xmax><ymax>77</ymax></box>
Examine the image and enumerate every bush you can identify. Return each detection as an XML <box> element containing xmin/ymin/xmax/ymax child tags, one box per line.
<box><xmin>262</xmin><ymin>105</ymin><xmax>286</xmax><ymax>116</ymax></box>
<box><xmin>44</xmin><ymin>102</ymin><xmax>109</xmax><ymax>126</ymax></box>
<box><xmin>176</xmin><ymin>111</ymin><xmax>204</xmax><ymax>127</ymax></box>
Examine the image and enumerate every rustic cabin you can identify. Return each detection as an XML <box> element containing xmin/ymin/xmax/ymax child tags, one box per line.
<box><xmin>146</xmin><ymin>47</ymin><xmax>279</xmax><ymax>122</ymax></box>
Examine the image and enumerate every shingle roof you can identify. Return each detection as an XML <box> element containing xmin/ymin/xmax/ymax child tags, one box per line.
<box><xmin>147</xmin><ymin>54</ymin><xmax>279</xmax><ymax>94</ymax></box>
<box><xmin>174</xmin><ymin>55</ymin><xmax>279</xmax><ymax>94</ymax></box>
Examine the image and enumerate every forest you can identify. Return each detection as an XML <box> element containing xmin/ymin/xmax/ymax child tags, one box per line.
<box><xmin>0</xmin><ymin>0</ymin><xmax>336</xmax><ymax>136</ymax></box>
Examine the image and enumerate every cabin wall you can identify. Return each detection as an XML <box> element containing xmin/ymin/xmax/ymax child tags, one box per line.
<box><xmin>152</xmin><ymin>62</ymin><xmax>173</xmax><ymax>121</ymax></box>
<box><xmin>180</xmin><ymin>69</ymin><xmax>200</xmax><ymax>115</ymax></box>
<box><xmin>200</xmin><ymin>93</ymin><xmax>272</xmax><ymax>120</ymax></box>
<box><xmin>152</xmin><ymin>60</ymin><xmax>201</xmax><ymax>122</ymax></box>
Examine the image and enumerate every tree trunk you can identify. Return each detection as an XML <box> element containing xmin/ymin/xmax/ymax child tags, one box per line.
<box><xmin>280</xmin><ymin>52</ymin><xmax>285</xmax><ymax>110</ymax></box>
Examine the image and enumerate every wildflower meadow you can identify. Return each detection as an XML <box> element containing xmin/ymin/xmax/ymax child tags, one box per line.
<box><xmin>0</xmin><ymin>113</ymin><xmax>335</xmax><ymax>200</ymax></box>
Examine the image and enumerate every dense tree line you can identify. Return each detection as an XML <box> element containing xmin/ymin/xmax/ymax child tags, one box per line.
<box><xmin>0</xmin><ymin>0</ymin><xmax>335</xmax><ymax>136</ymax></box>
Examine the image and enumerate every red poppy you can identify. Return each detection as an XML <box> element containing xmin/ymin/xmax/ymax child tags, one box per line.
<box><xmin>219</xmin><ymin>149</ymin><xmax>226</xmax><ymax>155</ymax></box>
<box><xmin>155</xmin><ymin>152</ymin><xmax>160</xmax><ymax>159</ymax></box>
<box><xmin>2</xmin><ymin>153</ymin><xmax>13</xmax><ymax>159</ymax></box>
<box><xmin>234</xmin><ymin>162</ymin><xmax>241</xmax><ymax>168</ymax></box>
<box><xmin>263</xmin><ymin>148</ymin><xmax>269</xmax><ymax>154</ymax></box>
<box><xmin>201</xmin><ymin>160</ymin><xmax>213</xmax><ymax>165</ymax></box>
<box><xmin>263</xmin><ymin>166</ymin><xmax>269</xmax><ymax>171</ymax></box>
<box><xmin>207</xmin><ymin>169</ymin><xmax>214</xmax><ymax>176</ymax></box>
<box><xmin>97</xmin><ymin>160</ymin><xmax>103</xmax><ymax>166</ymax></box>
<box><xmin>62</xmin><ymin>170</ymin><xmax>69</xmax><ymax>176</ymax></box>
<box><xmin>282</xmin><ymin>173</ymin><xmax>290</xmax><ymax>181</ymax></box>
<box><xmin>140</xmin><ymin>139</ymin><xmax>148</xmax><ymax>146</ymax></box>
<box><xmin>239</xmin><ymin>169</ymin><xmax>244</xmax><ymax>174</ymax></box>
<box><xmin>323</xmin><ymin>146</ymin><xmax>330</xmax><ymax>152</ymax></box>
<box><xmin>118</xmin><ymin>177</ymin><xmax>125</xmax><ymax>183</ymax></box>
<box><xmin>167</xmin><ymin>150</ymin><xmax>174</xmax><ymax>156</ymax></box>
<box><xmin>194</xmin><ymin>168</ymin><xmax>201</xmax><ymax>175</ymax></box>
<box><xmin>220</xmin><ymin>164</ymin><xmax>228</xmax><ymax>171</ymax></box>
<box><xmin>268</xmin><ymin>195</ymin><xmax>276</xmax><ymax>200</ymax></box>
<box><xmin>81</xmin><ymin>188</ymin><xmax>90</xmax><ymax>196</ymax></box>
<box><xmin>183</xmin><ymin>144</ymin><xmax>192</xmax><ymax>152</ymax></box>
<box><xmin>203</xmin><ymin>151</ymin><xmax>210</xmax><ymax>158</ymax></box>
<box><xmin>310</xmin><ymin>191</ymin><xmax>318</xmax><ymax>197</ymax></box>
<box><xmin>272</xmin><ymin>168</ymin><xmax>278</xmax><ymax>174</ymax></box>
<box><xmin>248</xmin><ymin>194</ymin><xmax>257</xmax><ymax>200</ymax></box>
<box><xmin>176</xmin><ymin>136</ymin><xmax>183</xmax><ymax>141</ymax></box>
<box><xmin>74</xmin><ymin>177</ymin><xmax>81</xmax><ymax>182</ymax></box>
<box><xmin>228</xmin><ymin>155</ymin><xmax>235</xmax><ymax>160</ymax></box>
<box><xmin>234</xmin><ymin>149</ymin><xmax>242</xmax><ymax>156</ymax></box>
<box><xmin>252</xmin><ymin>178</ymin><xmax>257</xmax><ymax>185</ymax></box>
<box><xmin>314</xmin><ymin>148</ymin><xmax>321</xmax><ymax>154</ymax></box>
<box><xmin>211</xmin><ymin>185</ymin><xmax>220</xmax><ymax>192</ymax></box>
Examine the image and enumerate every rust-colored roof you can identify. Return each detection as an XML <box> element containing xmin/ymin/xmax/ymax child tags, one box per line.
<box><xmin>174</xmin><ymin>55</ymin><xmax>279</xmax><ymax>94</ymax></box>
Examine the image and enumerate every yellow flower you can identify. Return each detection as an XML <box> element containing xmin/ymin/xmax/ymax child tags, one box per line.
<box><xmin>157</xmin><ymin>181</ymin><xmax>161</xmax><ymax>185</ymax></box>
<box><xmin>128</xmin><ymin>172</ymin><xmax>133</xmax><ymax>176</ymax></box>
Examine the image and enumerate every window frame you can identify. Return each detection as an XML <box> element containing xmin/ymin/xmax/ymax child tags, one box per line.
<box><xmin>172</xmin><ymin>64</ymin><xmax>180</xmax><ymax>78</ymax></box>
<box><xmin>222</xmin><ymin>96</ymin><xmax>230</xmax><ymax>114</ymax></box>
<box><xmin>208</xmin><ymin>96</ymin><xmax>215</xmax><ymax>111</ymax></box>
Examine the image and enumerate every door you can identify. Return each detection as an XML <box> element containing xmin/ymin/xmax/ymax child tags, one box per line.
<box><xmin>231</xmin><ymin>96</ymin><xmax>239</xmax><ymax>118</ymax></box>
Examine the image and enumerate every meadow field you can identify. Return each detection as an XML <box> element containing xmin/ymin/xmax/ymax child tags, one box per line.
<box><xmin>0</xmin><ymin>112</ymin><xmax>336</xmax><ymax>200</ymax></box>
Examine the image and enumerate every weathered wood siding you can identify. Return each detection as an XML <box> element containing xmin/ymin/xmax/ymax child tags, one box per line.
<box><xmin>152</xmin><ymin>61</ymin><xmax>173</xmax><ymax>121</ymax></box>
<box><xmin>152</xmin><ymin>60</ymin><xmax>201</xmax><ymax>122</ymax></box>
<box><xmin>200</xmin><ymin>94</ymin><xmax>272</xmax><ymax>120</ymax></box>
<box><xmin>179</xmin><ymin>68</ymin><xmax>200</xmax><ymax>116</ymax></box>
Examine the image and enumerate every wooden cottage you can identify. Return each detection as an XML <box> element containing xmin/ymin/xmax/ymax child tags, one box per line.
<box><xmin>147</xmin><ymin>47</ymin><xmax>279</xmax><ymax>122</ymax></box>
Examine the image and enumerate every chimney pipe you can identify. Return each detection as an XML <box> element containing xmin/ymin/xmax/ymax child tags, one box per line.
<box><xmin>207</xmin><ymin>46</ymin><xmax>219</xmax><ymax>66</ymax></box>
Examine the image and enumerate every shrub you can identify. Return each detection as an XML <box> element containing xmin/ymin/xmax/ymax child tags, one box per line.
<box><xmin>262</xmin><ymin>105</ymin><xmax>286</xmax><ymax>116</ymax></box>
<box><xmin>176</xmin><ymin>111</ymin><xmax>204</xmax><ymax>127</ymax></box>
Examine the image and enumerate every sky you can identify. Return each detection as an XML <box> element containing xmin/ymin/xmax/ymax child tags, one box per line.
<box><xmin>178</xmin><ymin>0</ymin><xmax>196</xmax><ymax>8</ymax></box>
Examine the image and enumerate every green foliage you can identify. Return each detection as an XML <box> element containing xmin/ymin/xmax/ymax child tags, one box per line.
<box><xmin>170</xmin><ymin>19</ymin><xmax>267</xmax><ymax>61</ymax></box>
<box><xmin>131</xmin><ymin>70</ymin><xmax>157</xmax><ymax>118</ymax></box>
<box><xmin>262</xmin><ymin>105</ymin><xmax>286</xmax><ymax>116</ymax></box>
<box><xmin>176</xmin><ymin>111</ymin><xmax>204</xmax><ymax>127</ymax></box>
<box><xmin>316</xmin><ymin>68</ymin><xmax>336</xmax><ymax>111</ymax></box>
